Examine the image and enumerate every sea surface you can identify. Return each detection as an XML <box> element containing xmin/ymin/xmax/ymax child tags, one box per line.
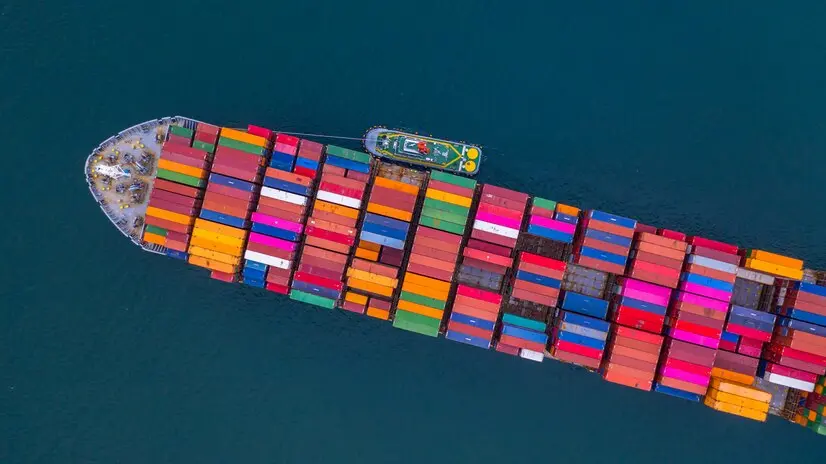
<box><xmin>2</xmin><ymin>1</ymin><xmax>826</xmax><ymax>462</ymax></box>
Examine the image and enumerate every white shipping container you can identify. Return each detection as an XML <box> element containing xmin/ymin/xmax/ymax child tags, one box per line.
<box><xmin>260</xmin><ymin>186</ymin><xmax>307</xmax><ymax>206</ymax></box>
<box><xmin>735</xmin><ymin>267</ymin><xmax>775</xmax><ymax>285</ymax></box>
<box><xmin>519</xmin><ymin>349</ymin><xmax>544</xmax><ymax>362</ymax></box>
<box><xmin>764</xmin><ymin>372</ymin><xmax>815</xmax><ymax>392</ymax></box>
<box><xmin>317</xmin><ymin>190</ymin><xmax>361</xmax><ymax>209</ymax></box>
<box><xmin>472</xmin><ymin>219</ymin><xmax>519</xmax><ymax>239</ymax></box>
<box><xmin>244</xmin><ymin>250</ymin><xmax>291</xmax><ymax>270</ymax></box>
<box><xmin>687</xmin><ymin>254</ymin><xmax>738</xmax><ymax>274</ymax></box>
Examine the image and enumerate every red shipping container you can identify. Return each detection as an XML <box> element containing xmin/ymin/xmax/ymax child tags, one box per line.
<box><xmin>449</xmin><ymin>321</ymin><xmax>493</xmax><ymax>340</ymax></box>
<box><xmin>470</xmin><ymin>227</ymin><xmax>517</xmax><ymax>248</ymax></box>
<box><xmin>670</xmin><ymin>300</ymin><xmax>727</xmax><ymax>321</ymax></box>
<box><xmin>514</xmin><ymin>279</ymin><xmax>560</xmax><ymax>298</ymax></box>
<box><xmin>299</xmin><ymin>255</ymin><xmax>346</xmax><ymax>276</ymax></box>
<box><xmin>478</xmin><ymin>193</ymin><xmax>525</xmax><ymax>212</ymax></box>
<box><xmin>346</xmin><ymin>170</ymin><xmax>370</xmax><ymax>183</ymax></box>
<box><xmin>149</xmin><ymin>197</ymin><xmax>197</xmax><ymax>217</ymax></box>
<box><xmin>266</xmin><ymin>282</ymin><xmax>290</xmax><ymax>295</ymax></box>
<box><xmin>266</xmin><ymin>273</ymin><xmax>291</xmax><ymax>287</ymax></box>
<box><xmin>321</xmin><ymin>172</ymin><xmax>367</xmax><ymax>191</ymax></box>
<box><xmin>456</xmin><ymin>285</ymin><xmax>502</xmax><ymax>304</ymax></box>
<box><xmin>453</xmin><ymin>294</ymin><xmax>500</xmax><ymax>314</ymax></box>
<box><xmin>160</xmin><ymin>149</ymin><xmax>209</xmax><ymax>169</ymax></box>
<box><xmin>573</xmin><ymin>255</ymin><xmax>625</xmax><ymax>275</ymax></box>
<box><xmin>614</xmin><ymin>326</ymin><xmax>664</xmax><ymax>346</ymax></box>
<box><xmin>718</xmin><ymin>340</ymin><xmax>738</xmax><ymax>352</ymax></box>
<box><xmin>259</xmin><ymin>195</ymin><xmax>305</xmax><ymax>215</ymax></box>
<box><xmin>462</xmin><ymin>256</ymin><xmax>508</xmax><ymax>275</ymax></box>
<box><xmin>656</xmin><ymin>376</ymin><xmax>707</xmax><ymax>395</ymax></box>
<box><xmin>202</xmin><ymin>199</ymin><xmax>249</xmax><ymax>220</ymax></box>
<box><xmin>151</xmin><ymin>188</ymin><xmax>201</xmax><ymax>209</ymax></box>
<box><xmin>166</xmin><ymin>133</ymin><xmax>191</xmax><ymax>146</ymax></box>
<box><xmin>664</xmin><ymin>338</ymin><xmax>716</xmax><ymax>366</ymax></box>
<box><xmin>612</xmin><ymin>337</ymin><xmax>663</xmax><ymax>356</ymax></box>
<box><xmin>583</xmin><ymin>218</ymin><xmax>635</xmax><ymax>239</ymax></box>
<box><xmin>246</xmin><ymin>124</ymin><xmax>273</xmax><ymax>140</ymax></box>
<box><xmin>602</xmin><ymin>368</ymin><xmax>653</xmax><ymax>391</ymax></box>
<box><xmin>210</xmin><ymin>270</ymin><xmax>235</xmax><ymax>282</ymax></box>
<box><xmin>196</xmin><ymin>122</ymin><xmax>220</xmax><ymax>136</ymax></box>
<box><xmin>306</xmin><ymin>226</ymin><xmax>355</xmax><ymax>247</ymax></box>
<box><xmin>294</xmin><ymin>271</ymin><xmax>343</xmax><ymax>292</ymax></box>
<box><xmin>406</xmin><ymin>262</ymin><xmax>453</xmax><ymax>282</ymax></box>
<box><xmin>416</xmin><ymin>225</ymin><xmax>463</xmax><ymax>245</ymax></box>
<box><xmin>664</xmin><ymin>357</ymin><xmax>712</xmax><ymax>377</ymax></box>
<box><xmin>495</xmin><ymin>343</ymin><xmax>521</xmax><ymax>356</ymax></box>
<box><xmin>340</xmin><ymin>300</ymin><xmax>366</xmax><ymax>314</ymax></box>
<box><xmin>554</xmin><ymin>340</ymin><xmax>603</xmax><ymax>360</ymax></box>
<box><xmin>297</xmin><ymin>140</ymin><xmax>323</xmax><ymax>161</ymax></box>
<box><xmin>162</xmin><ymin>143</ymin><xmax>209</xmax><ymax>160</ymax></box>
<box><xmin>164</xmin><ymin>239</ymin><xmax>188</xmax><ymax>252</ymax></box>
<box><xmin>613</xmin><ymin>306</ymin><xmax>664</xmax><ymax>333</ymax></box>
<box><xmin>477</xmin><ymin>202</ymin><xmax>524</xmax><ymax>222</ymax></box>
<box><xmin>257</xmin><ymin>204</ymin><xmax>306</xmax><ymax>225</ymax></box>
<box><xmin>517</xmin><ymin>261</ymin><xmax>564</xmax><ymax>280</ymax></box>
<box><xmin>467</xmin><ymin>238</ymin><xmax>512</xmax><ymax>258</ymax></box>
<box><xmin>529</xmin><ymin>205</ymin><xmax>554</xmax><ymax>219</ymax></box>
<box><xmin>581</xmin><ymin>236</ymin><xmax>630</xmax><ymax>256</ymax></box>
<box><xmin>463</xmin><ymin>247</ymin><xmax>513</xmax><ymax>268</ymax></box>
<box><xmin>294</xmin><ymin>166</ymin><xmax>317</xmax><ymax>179</ymax></box>
<box><xmin>208</xmin><ymin>183</ymin><xmax>255</xmax><ymax>202</ymax></box>
<box><xmin>725</xmin><ymin>323</ymin><xmax>772</xmax><ymax>342</ymax></box>
<box><xmin>604</xmin><ymin>352</ymin><xmax>657</xmax><ymax>374</ymax></box>
<box><xmin>427</xmin><ymin>179</ymin><xmax>474</xmax><ymax>198</ymax></box>
<box><xmin>205</xmin><ymin>190</ymin><xmax>252</xmax><ymax>212</ymax></box>
<box><xmin>511</xmin><ymin>287</ymin><xmax>557</xmax><ymax>307</ymax></box>
<box><xmin>211</xmin><ymin>163</ymin><xmax>260</xmax><ymax>183</ymax></box>
<box><xmin>153</xmin><ymin>178</ymin><xmax>202</xmax><ymax>198</ymax></box>
<box><xmin>481</xmin><ymin>184</ymin><xmax>529</xmax><ymax>204</ymax></box>
<box><xmin>631</xmin><ymin>250</ymin><xmax>684</xmax><ymax>270</ymax></box>
<box><xmin>763</xmin><ymin>351</ymin><xmax>825</xmax><ymax>375</ymax></box>
<box><xmin>608</xmin><ymin>343</ymin><xmax>660</xmax><ymax>364</ymax></box>
<box><xmin>767</xmin><ymin>344</ymin><xmax>826</xmax><ymax>367</ymax></box>
<box><xmin>246</xmin><ymin>241</ymin><xmax>294</xmax><ymax>261</ymax></box>
<box><xmin>144</xmin><ymin>215</ymin><xmax>191</xmax><ymax>234</ymax></box>
<box><xmin>519</xmin><ymin>252</ymin><xmax>566</xmax><ymax>272</ymax></box>
<box><xmin>369</xmin><ymin>186</ymin><xmax>417</xmax><ymax>210</ymax></box>
<box><xmin>322</xmin><ymin>164</ymin><xmax>346</xmax><ymax>176</ymax></box>
<box><xmin>215</xmin><ymin>147</ymin><xmax>263</xmax><ymax>170</ymax></box>
<box><xmin>634</xmin><ymin>223</ymin><xmax>658</xmax><ymax>234</ymax></box>
<box><xmin>499</xmin><ymin>334</ymin><xmax>545</xmax><ymax>353</ymax></box>
<box><xmin>691</xmin><ymin>246</ymin><xmax>740</xmax><ymax>265</ymax></box>
<box><xmin>773</xmin><ymin>335</ymin><xmax>826</xmax><ymax>357</ymax></box>
<box><xmin>762</xmin><ymin>362</ymin><xmax>819</xmax><ymax>383</ymax></box>
<box><xmin>627</xmin><ymin>267</ymin><xmax>678</xmax><ymax>289</ymax></box>
<box><xmin>658</xmin><ymin>228</ymin><xmax>687</xmax><ymax>241</ymax></box>
<box><xmin>194</xmin><ymin>130</ymin><xmax>217</xmax><ymax>144</ymax></box>
<box><xmin>630</xmin><ymin>259</ymin><xmax>681</xmax><ymax>280</ymax></box>
<box><xmin>688</xmin><ymin>236</ymin><xmax>739</xmax><ymax>255</ymax></box>
<box><xmin>671</xmin><ymin>310</ymin><xmax>725</xmax><ymax>330</ymax></box>
<box><xmin>553</xmin><ymin>348</ymin><xmax>601</xmax><ymax>369</ymax></box>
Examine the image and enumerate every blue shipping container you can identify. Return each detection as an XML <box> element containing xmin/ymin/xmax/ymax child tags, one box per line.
<box><xmin>502</xmin><ymin>325</ymin><xmax>548</xmax><ymax>344</ymax></box>
<box><xmin>720</xmin><ymin>331</ymin><xmax>741</xmax><ymax>343</ymax></box>
<box><xmin>291</xmin><ymin>279</ymin><xmax>340</xmax><ymax>300</ymax></box>
<box><xmin>295</xmin><ymin>156</ymin><xmax>319</xmax><ymax>171</ymax></box>
<box><xmin>555</xmin><ymin>330</ymin><xmax>606</xmax><ymax>350</ymax></box>
<box><xmin>617</xmin><ymin>296</ymin><xmax>667</xmax><ymax>316</ymax></box>
<box><xmin>794</xmin><ymin>282</ymin><xmax>826</xmax><ymax>297</ymax></box>
<box><xmin>244</xmin><ymin>260</ymin><xmax>268</xmax><ymax>272</ymax></box>
<box><xmin>527</xmin><ymin>224</ymin><xmax>574</xmax><ymax>243</ymax></box>
<box><xmin>209</xmin><ymin>173</ymin><xmax>256</xmax><ymax>192</ymax></box>
<box><xmin>325</xmin><ymin>155</ymin><xmax>370</xmax><ymax>173</ymax></box>
<box><xmin>585</xmin><ymin>228</ymin><xmax>633</xmax><ymax>248</ymax></box>
<box><xmin>446</xmin><ymin>330</ymin><xmax>491</xmax><ymax>349</ymax></box>
<box><xmin>681</xmin><ymin>273</ymin><xmax>735</xmax><ymax>292</ymax></box>
<box><xmin>364</xmin><ymin>213</ymin><xmax>410</xmax><ymax>232</ymax></box>
<box><xmin>361</xmin><ymin>221</ymin><xmax>408</xmax><ymax>241</ymax></box>
<box><xmin>653</xmin><ymin>383</ymin><xmax>702</xmax><ymax>402</ymax></box>
<box><xmin>263</xmin><ymin>177</ymin><xmax>311</xmax><ymax>196</ymax></box>
<box><xmin>200</xmin><ymin>209</ymin><xmax>247</xmax><ymax>229</ymax></box>
<box><xmin>729</xmin><ymin>305</ymin><xmax>776</xmax><ymax>325</ymax></box>
<box><xmin>554</xmin><ymin>212</ymin><xmax>579</xmax><ymax>225</ymax></box>
<box><xmin>589</xmin><ymin>210</ymin><xmax>636</xmax><ymax>229</ymax></box>
<box><xmin>251</xmin><ymin>222</ymin><xmax>301</xmax><ymax>242</ymax></box>
<box><xmin>558</xmin><ymin>310</ymin><xmax>612</xmax><ymax>332</ymax></box>
<box><xmin>359</xmin><ymin>231</ymin><xmax>405</xmax><ymax>250</ymax></box>
<box><xmin>778</xmin><ymin>317</ymin><xmax>826</xmax><ymax>337</ymax></box>
<box><xmin>242</xmin><ymin>267</ymin><xmax>267</xmax><ymax>280</ymax></box>
<box><xmin>516</xmin><ymin>270</ymin><xmax>561</xmax><ymax>289</ymax></box>
<box><xmin>242</xmin><ymin>277</ymin><xmax>266</xmax><ymax>288</ymax></box>
<box><xmin>776</xmin><ymin>307</ymin><xmax>826</xmax><ymax>328</ymax></box>
<box><xmin>579</xmin><ymin>246</ymin><xmax>627</xmax><ymax>266</ymax></box>
<box><xmin>450</xmin><ymin>312</ymin><xmax>496</xmax><ymax>331</ymax></box>
<box><xmin>166</xmin><ymin>249</ymin><xmax>188</xmax><ymax>260</ymax></box>
<box><xmin>727</xmin><ymin>313</ymin><xmax>774</xmax><ymax>333</ymax></box>
<box><xmin>561</xmin><ymin>292</ymin><xmax>609</xmax><ymax>320</ymax></box>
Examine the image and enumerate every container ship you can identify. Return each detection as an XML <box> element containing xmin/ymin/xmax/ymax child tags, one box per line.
<box><xmin>86</xmin><ymin>116</ymin><xmax>826</xmax><ymax>435</ymax></box>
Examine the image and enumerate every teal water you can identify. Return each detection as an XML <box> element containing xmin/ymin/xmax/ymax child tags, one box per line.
<box><xmin>3</xmin><ymin>1</ymin><xmax>826</xmax><ymax>462</ymax></box>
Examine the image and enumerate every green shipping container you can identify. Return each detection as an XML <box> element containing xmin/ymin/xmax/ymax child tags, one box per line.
<box><xmin>144</xmin><ymin>225</ymin><xmax>168</xmax><ymax>237</ymax></box>
<box><xmin>430</xmin><ymin>170</ymin><xmax>477</xmax><ymax>190</ymax></box>
<box><xmin>168</xmin><ymin>125</ymin><xmax>194</xmax><ymax>138</ymax></box>
<box><xmin>289</xmin><ymin>289</ymin><xmax>336</xmax><ymax>309</ymax></box>
<box><xmin>502</xmin><ymin>313</ymin><xmax>547</xmax><ymax>332</ymax></box>
<box><xmin>393</xmin><ymin>310</ymin><xmax>441</xmax><ymax>337</ymax></box>
<box><xmin>419</xmin><ymin>215</ymin><xmax>465</xmax><ymax>235</ymax></box>
<box><xmin>420</xmin><ymin>206</ymin><xmax>468</xmax><ymax>226</ymax></box>
<box><xmin>423</xmin><ymin>197</ymin><xmax>470</xmax><ymax>217</ymax></box>
<box><xmin>156</xmin><ymin>168</ymin><xmax>204</xmax><ymax>188</ymax></box>
<box><xmin>532</xmin><ymin>197</ymin><xmax>557</xmax><ymax>212</ymax></box>
<box><xmin>399</xmin><ymin>291</ymin><xmax>446</xmax><ymax>310</ymax></box>
<box><xmin>218</xmin><ymin>137</ymin><xmax>267</xmax><ymax>156</ymax></box>
<box><xmin>192</xmin><ymin>140</ymin><xmax>215</xmax><ymax>153</ymax></box>
<box><xmin>326</xmin><ymin>145</ymin><xmax>372</xmax><ymax>165</ymax></box>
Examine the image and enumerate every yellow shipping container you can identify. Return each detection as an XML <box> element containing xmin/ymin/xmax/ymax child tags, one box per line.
<box><xmin>711</xmin><ymin>367</ymin><xmax>754</xmax><ymax>386</ymax></box>
<box><xmin>346</xmin><ymin>268</ymin><xmax>398</xmax><ymax>288</ymax></box>
<box><xmin>194</xmin><ymin>218</ymin><xmax>247</xmax><ymax>239</ymax></box>
<box><xmin>709</xmin><ymin>378</ymin><xmax>772</xmax><ymax>403</ymax></box>
<box><xmin>219</xmin><ymin>127</ymin><xmax>269</xmax><ymax>147</ymax></box>
<box><xmin>187</xmin><ymin>255</ymin><xmax>238</xmax><ymax>274</ymax></box>
<box><xmin>744</xmin><ymin>258</ymin><xmax>803</xmax><ymax>280</ymax></box>
<box><xmin>367</xmin><ymin>202</ymin><xmax>413</xmax><ymax>222</ymax></box>
<box><xmin>191</xmin><ymin>228</ymin><xmax>245</xmax><ymax>248</ymax></box>
<box><xmin>344</xmin><ymin>292</ymin><xmax>369</xmax><ymax>305</ymax></box>
<box><xmin>314</xmin><ymin>199</ymin><xmax>360</xmax><ymax>219</ymax></box>
<box><xmin>146</xmin><ymin>206</ymin><xmax>193</xmax><ymax>226</ymax></box>
<box><xmin>142</xmin><ymin>231</ymin><xmax>166</xmax><ymax>246</ymax></box>
<box><xmin>366</xmin><ymin>307</ymin><xmax>390</xmax><ymax>320</ymax></box>
<box><xmin>188</xmin><ymin>246</ymin><xmax>242</xmax><ymax>266</ymax></box>
<box><xmin>188</xmin><ymin>235</ymin><xmax>243</xmax><ymax>256</ymax></box>
<box><xmin>425</xmin><ymin>188</ymin><xmax>472</xmax><ymax>208</ymax></box>
<box><xmin>396</xmin><ymin>299</ymin><xmax>444</xmax><ymax>319</ymax></box>
<box><xmin>354</xmin><ymin>247</ymin><xmax>379</xmax><ymax>261</ymax></box>
<box><xmin>157</xmin><ymin>158</ymin><xmax>206</xmax><ymax>179</ymax></box>
<box><xmin>706</xmin><ymin>388</ymin><xmax>770</xmax><ymax>413</ymax></box>
<box><xmin>348</xmin><ymin>277</ymin><xmax>394</xmax><ymax>297</ymax></box>
<box><xmin>556</xmin><ymin>203</ymin><xmax>580</xmax><ymax>216</ymax></box>
<box><xmin>374</xmin><ymin>176</ymin><xmax>419</xmax><ymax>195</ymax></box>
<box><xmin>403</xmin><ymin>272</ymin><xmax>451</xmax><ymax>292</ymax></box>
<box><xmin>747</xmin><ymin>250</ymin><xmax>803</xmax><ymax>270</ymax></box>
<box><xmin>703</xmin><ymin>397</ymin><xmax>767</xmax><ymax>422</ymax></box>
<box><xmin>401</xmin><ymin>280</ymin><xmax>449</xmax><ymax>301</ymax></box>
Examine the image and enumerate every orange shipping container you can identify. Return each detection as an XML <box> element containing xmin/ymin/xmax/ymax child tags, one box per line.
<box><xmin>157</xmin><ymin>158</ymin><xmax>206</xmax><ymax>179</ymax></box>
<box><xmin>259</xmin><ymin>195</ymin><xmax>307</xmax><ymax>215</ymax></box>
<box><xmin>684</xmin><ymin>263</ymin><xmax>737</xmax><ymax>284</ymax></box>
<box><xmin>366</xmin><ymin>307</ymin><xmax>390</xmax><ymax>320</ymax></box>
<box><xmin>635</xmin><ymin>241</ymin><xmax>687</xmax><ymax>261</ymax></box>
<box><xmin>302</xmin><ymin>245</ymin><xmax>349</xmax><ymax>264</ymax></box>
<box><xmin>637</xmin><ymin>232</ymin><xmax>687</xmax><ymax>252</ymax></box>
<box><xmin>586</xmin><ymin>219</ymin><xmax>635</xmax><ymax>238</ymax></box>
<box><xmin>142</xmin><ymin>231</ymin><xmax>166</xmax><ymax>246</ymax></box>
<box><xmin>451</xmin><ymin>303</ymin><xmax>498</xmax><ymax>322</ymax></box>
<box><xmin>355</xmin><ymin>247</ymin><xmax>379</xmax><ymax>261</ymax></box>
<box><xmin>452</xmin><ymin>294</ymin><xmax>500</xmax><ymax>314</ymax></box>
<box><xmin>366</xmin><ymin>202</ymin><xmax>412</xmax><ymax>222</ymax></box>
<box><xmin>373</xmin><ymin>176</ymin><xmax>419</xmax><ymax>195</ymax></box>
<box><xmin>397</xmin><ymin>300</ymin><xmax>444</xmax><ymax>319</ymax></box>
<box><xmin>313</xmin><ymin>199</ymin><xmax>360</xmax><ymax>220</ymax></box>
<box><xmin>304</xmin><ymin>235</ymin><xmax>351</xmax><ymax>255</ymax></box>
<box><xmin>408</xmin><ymin>253</ymin><xmax>456</xmax><ymax>274</ymax></box>
<box><xmin>603</xmin><ymin>369</ymin><xmax>653</xmax><ymax>391</ymax></box>
<box><xmin>608</xmin><ymin>343</ymin><xmax>660</xmax><ymax>364</ymax></box>
<box><xmin>146</xmin><ymin>206</ymin><xmax>193</xmax><ymax>226</ymax></box>
<box><xmin>188</xmin><ymin>255</ymin><xmax>238</xmax><ymax>274</ymax></box>
<box><xmin>350</xmin><ymin>258</ymin><xmax>398</xmax><ymax>278</ymax></box>
<box><xmin>556</xmin><ymin>203</ymin><xmax>580</xmax><ymax>217</ymax></box>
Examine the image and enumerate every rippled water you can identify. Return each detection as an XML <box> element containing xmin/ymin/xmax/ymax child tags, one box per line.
<box><xmin>2</xmin><ymin>1</ymin><xmax>826</xmax><ymax>462</ymax></box>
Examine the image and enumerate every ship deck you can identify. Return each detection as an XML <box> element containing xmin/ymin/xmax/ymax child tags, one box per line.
<box><xmin>84</xmin><ymin>116</ymin><xmax>196</xmax><ymax>253</ymax></box>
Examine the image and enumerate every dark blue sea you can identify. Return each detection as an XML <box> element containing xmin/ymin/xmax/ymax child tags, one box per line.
<box><xmin>3</xmin><ymin>1</ymin><xmax>826</xmax><ymax>462</ymax></box>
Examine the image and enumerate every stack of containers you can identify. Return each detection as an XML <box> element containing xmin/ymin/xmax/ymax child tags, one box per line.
<box><xmin>653</xmin><ymin>338</ymin><xmax>717</xmax><ymax>402</ymax></box>
<box><xmin>344</xmin><ymin>163</ymin><xmax>424</xmax><ymax>319</ymax></box>
<box><xmin>612</xmin><ymin>278</ymin><xmax>673</xmax><ymax>335</ymax></box>
<box><xmin>341</xmin><ymin>163</ymin><xmax>422</xmax><ymax>320</ymax></box>
<box><xmin>445</xmin><ymin>285</ymin><xmax>503</xmax><ymax>349</ymax></box>
<box><xmin>724</xmin><ymin>266</ymin><xmax>778</xmax><ymax>367</ymax></box>
<box><xmin>143</xmin><ymin>124</ymin><xmax>213</xmax><ymax>259</ymax></box>
<box><xmin>245</xmin><ymin>134</ymin><xmax>320</xmax><ymax>293</ymax></box>
<box><xmin>703</xmin><ymin>378</ymin><xmax>772</xmax><ymax>422</ymax></box>
<box><xmin>525</xmin><ymin>197</ymin><xmax>578</xmax><ymax>244</ymax></box>
<box><xmin>188</xmin><ymin>127</ymin><xmax>268</xmax><ymax>281</ymax></box>
<box><xmin>551</xmin><ymin>309</ymin><xmax>611</xmax><ymax>370</ymax></box>
<box><xmin>445</xmin><ymin>185</ymin><xmax>529</xmax><ymax>350</ymax></box>
<box><xmin>712</xmin><ymin>350</ymin><xmax>761</xmax><ymax>386</ymax></box>
<box><xmin>496</xmin><ymin>252</ymin><xmax>566</xmax><ymax>361</ymax></box>
<box><xmin>795</xmin><ymin>376</ymin><xmax>826</xmax><ymax>435</ymax></box>
<box><xmin>601</xmin><ymin>326</ymin><xmax>664</xmax><ymax>391</ymax></box>
<box><xmin>191</xmin><ymin>121</ymin><xmax>219</xmax><ymax>153</ymax></box>
<box><xmin>572</xmin><ymin>210</ymin><xmax>637</xmax><ymax>275</ymax></box>
<box><xmin>626</xmin><ymin>231</ymin><xmax>688</xmax><ymax>289</ymax></box>
<box><xmin>763</xmin><ymin>281</ymin><xmax>826</xmax><ymax>392</ymax></box>
<box><xmin>289</xmin><ymin>145</ymin><xmax>371</xmax><ymax>309</ymax></box>
<box><xmin>743</xmin><ymin>250</ymin><xmax>805</xmax><ymax>281</ymax></box>
<box><xmin>394</xmin><ymin>172</ymin><xmax>477</xmax><ymax>337</ymax></box>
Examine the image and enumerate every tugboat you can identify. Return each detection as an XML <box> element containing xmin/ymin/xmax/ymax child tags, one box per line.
<box><xmin>363</xmin><ymin>127</ymin><xmax>481</xmax><ymax>175</ymax></box>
